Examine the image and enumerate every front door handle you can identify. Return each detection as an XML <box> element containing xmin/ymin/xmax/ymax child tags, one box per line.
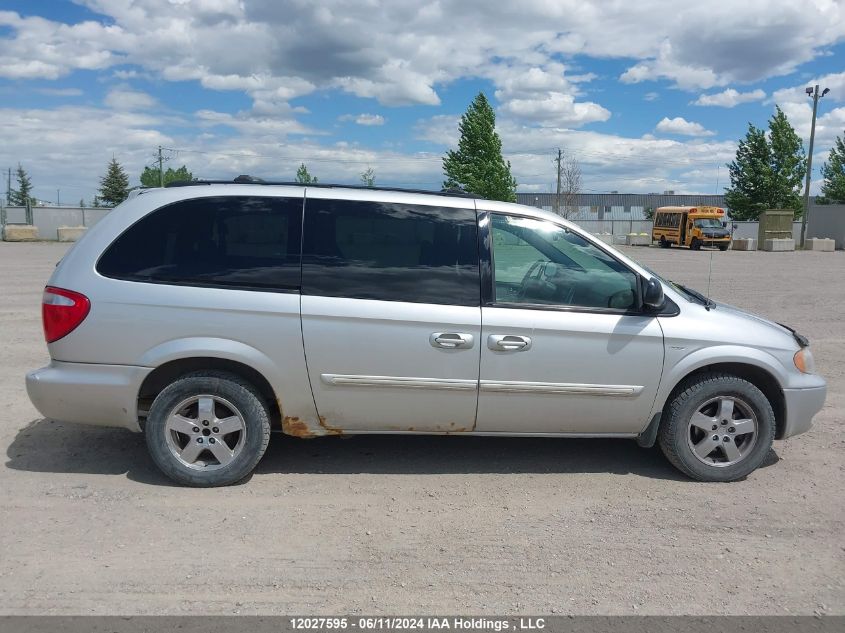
<box><xmin>430</xmin><ymin>332</ymin><xmax>474</xmax><ymax>349</ymax></box>
<box><xmin>488</xmin><ymin>334</ymin><xmax>532</xmax><ymax>352</ymax></box>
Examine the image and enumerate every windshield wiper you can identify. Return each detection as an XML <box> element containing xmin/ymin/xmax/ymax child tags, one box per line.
<box><xmin>672</xmin><ymin>282</ymin><xmax>716</xmax><ymax>311</ymax></box>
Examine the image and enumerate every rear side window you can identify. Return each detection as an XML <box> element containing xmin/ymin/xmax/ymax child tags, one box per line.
<box><xmin>302</xmin><ymin>199</ymin><xmax>479</xmax><ymax>305</ymax></box>
<box><xmin>97</xmin><ymin>196</ymin><xmax>303</xmax><ymax>291</ymax></box>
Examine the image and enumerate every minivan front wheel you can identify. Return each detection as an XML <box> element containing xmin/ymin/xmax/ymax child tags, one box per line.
<box><xmin>658</xmin><ymin>373</ymin><xmax>775</xmax><ymax>482</ymax></box>
<box><xmin>145</xmin><ymin>371</ymin><xmax>271</xmax><ymax>487</ymax></box>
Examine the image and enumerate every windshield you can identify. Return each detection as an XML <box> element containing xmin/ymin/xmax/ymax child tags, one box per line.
<box><xmin>694</xmin><ymin>218</ymin><xmax>724</xmax><ymax>228</ymax></box>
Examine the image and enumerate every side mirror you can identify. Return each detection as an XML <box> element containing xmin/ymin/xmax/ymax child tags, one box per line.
<box><xmin>643</xmin><ymin>277</ymin><xmax>665</xmax><ymax>310</ymax></box>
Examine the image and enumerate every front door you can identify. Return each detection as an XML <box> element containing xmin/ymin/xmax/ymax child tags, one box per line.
<box><xmin>476</xmin><ymin>211</ymin><xmax>664</xmax><ymax>434</ymax></box>
<box><xmin>300</xmin><ymin>192</ymin><xmax>481</xmax><ymax>432</ymax></box>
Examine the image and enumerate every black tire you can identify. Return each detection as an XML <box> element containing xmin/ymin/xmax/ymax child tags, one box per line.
<box><xmin>690</xmin><ymin>238</ymin><xmax>701</xmax><ymax>250</ymax></box>
<box><xmin>658</xmin><ymin>373</ymin><xmax>775</xmax><ymax>482</ymax></box>
<box><xmin>145</xmin><ymin>371</ymin><xmax>271</xmax><ymax>487</ymax></box>
<box><xmin>659</xmin><ymin>237</ymin><xmax>671</xmax><ymax>248</ymax></box>
<box><xmin>718</xmin><ymin>243</ymin><xmax>730</xmax><ymax>251</ymax></box>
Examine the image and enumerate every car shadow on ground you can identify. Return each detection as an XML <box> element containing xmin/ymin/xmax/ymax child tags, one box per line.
<box><xmin>6</xmin><ymin>418</ymin><xmax>780</xmax><ymax>486</ymax></box>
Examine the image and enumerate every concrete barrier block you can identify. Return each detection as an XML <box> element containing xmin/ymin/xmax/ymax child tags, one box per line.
<box><xmin>731</xmin><ymin>238</ymin><xmax>757</xmax><ymax>251</ymax></box>
<box><xmin>805</xmin><ymin>237</ymin><xmax>835</xmax><ymax>252</ymax></box>
<box><xmin>57</xmin><ymin>226</ymin><xmax>87</xmax><ymax>242</ymax></box>
<box><xmin>625</xmin><ymin>234</ymin><xmax>651</xmax><ymax>246</ymax></box>
<box><xmin>3</xmin><ymin>224</ymin><xmax>39</xmax><ymax>241</ymax></box>
<box><xmin>762</xmin><ymin>238</ymin><xmax>795</xmax><ymax>252</ymax></box>
<box><xmin>591</xmin><ymin>233</ymin><xmax>613</xmax><ymax>245</ymax></box>
<box><xmin>613</xmin><ymin>234</ymin><xmax>628</xmax><ymax>245</ymax></box>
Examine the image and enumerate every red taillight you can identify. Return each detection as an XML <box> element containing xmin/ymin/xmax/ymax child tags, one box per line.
<box><xmin>42</xmin><ymin>286</ymin><xmax>90</xmax><ymax>343</ymax></box>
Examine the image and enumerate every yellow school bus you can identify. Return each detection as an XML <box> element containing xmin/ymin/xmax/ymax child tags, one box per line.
<box><xmin>652</xmin><ymin>206</ymin><xmax>730</xmax><ymax>250</ymax></box>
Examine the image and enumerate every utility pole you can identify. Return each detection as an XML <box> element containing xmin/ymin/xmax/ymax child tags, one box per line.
<box><xmin>1</xmin><ymin>168</ymin><xmax>7</xmax><ymax>228</ymax></box>
<box><xmin>158</xmin><ymin>146</ymin><xmax>164</xmax><ymax>188</ymax></box>
<box><xmin>6</xmin><ymin>167</ymin><xmax>10</xmax><ymax>207</ymax></box>
<box><xmin>57</xmin><ymin>189</ymin><xmax>60</xmax><ymax>207</ymax></box>
<box><xmin>554</xmin><ymin>148</ymin><xmax>562</xmax><ymax>216</ymax></box>
<box><xmin>800</xmin><ymin>84</ymin><xmax>829</xmax><ymax>247</ymax></box>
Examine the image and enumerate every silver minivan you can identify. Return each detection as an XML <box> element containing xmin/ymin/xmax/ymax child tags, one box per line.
<box><xmin>26</xmin><ymin>180</ymin><xmax>827</xmax><ymax>486</ymax></box>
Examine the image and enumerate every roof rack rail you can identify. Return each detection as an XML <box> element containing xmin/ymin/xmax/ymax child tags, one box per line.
<box><xmin>164</xmin><ymin>176</ymin><xmax>482</xmax><ymax>199</ymax></box>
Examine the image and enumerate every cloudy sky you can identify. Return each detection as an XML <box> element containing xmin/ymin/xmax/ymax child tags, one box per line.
<box><xmin>1</xmin><ymin>0</ymin><xmax>844</xmax><ymax>205</ymax></box>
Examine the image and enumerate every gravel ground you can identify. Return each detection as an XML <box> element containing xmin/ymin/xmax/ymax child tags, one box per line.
<box><xmin>0</xmin><ymin>241</ymin><xmax>842</xmax><ymax>615</ymax></box>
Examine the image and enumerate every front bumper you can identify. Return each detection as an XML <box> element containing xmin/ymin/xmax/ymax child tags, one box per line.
<box><xmin>781</xmin><ymin>382</ymin><xmax>827</xmax><ymax>439</ymax></box>
<box><xmin>26</xmin><ymin>361</ymin><xmax>152</xmax><ymax>432</ymax></box>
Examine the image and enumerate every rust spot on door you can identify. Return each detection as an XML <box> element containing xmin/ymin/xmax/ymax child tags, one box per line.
<box><xmin>282</xmin><ymin>416</ymin><xmax>315</xmax><ymax>438</ymax></box>
<box><xmin>317</xmin><ymin>415</ymin><xmax>344</xmax><ymax>436</ymax></box>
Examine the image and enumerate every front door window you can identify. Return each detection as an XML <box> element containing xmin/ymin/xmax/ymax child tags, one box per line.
<box><xmin>490</xmin><ymin>214</ymin><xmax>638</xmax><ymax>310</ymax></box>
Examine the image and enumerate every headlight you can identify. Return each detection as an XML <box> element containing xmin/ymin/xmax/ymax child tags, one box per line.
<box><xmin>793</xmin><ymin>347</ymin><xmax>816</xmax><ymax>374</ymax></box>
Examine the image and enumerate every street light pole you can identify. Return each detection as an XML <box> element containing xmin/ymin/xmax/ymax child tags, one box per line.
<box><xmin>800</xmin><ymin>84</ymin><xmax>829</xmax><ymax>247</ymax></box>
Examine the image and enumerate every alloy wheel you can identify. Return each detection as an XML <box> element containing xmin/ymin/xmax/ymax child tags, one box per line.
<box><xmin>686</xmin><ymin>396</ymin><xmax>758</xmax><ymax>467</ymax></box>
<box><xmin>164</xmin><ymin>394</ymin><xmax>247</xmax><ymax>471</ymax></box>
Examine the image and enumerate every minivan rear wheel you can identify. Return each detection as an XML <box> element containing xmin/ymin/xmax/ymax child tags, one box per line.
<box><xmin>145</xmin><ymin>371</ymin><xmax>271</xmax><ymax>487</ymax></box>
<box><xmin>658</xmin><ymin>373</ymin><xmax>775</xmax><ymax>482</ymax></box>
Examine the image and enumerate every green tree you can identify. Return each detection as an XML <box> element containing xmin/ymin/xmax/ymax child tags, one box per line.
<box><xmin>724</xmin><ymin>124</ymin><xmax>772</xmax><ymax>220</ymax></box>
<box><xmin>9</xmin><ymin>164</ymin><xmax>34</xmax><ymax>207</ymax></box>
<box><xmin>79</xmin><ymin>198</ymin><xmax>85</xmax><ymax>208</ymax></box>
<box><xmin>140</xmin><ymin>164</ymin><xmax>193</xmax><ymax>187</ymax></box>
<box><xmin>295</xmin><ymin>163</ymin><xmax>318</xmax><ymax>183</ymax></box>
<box><xmin>820</xmin><ymin>132</ymin><xmax>845</xmax><ymax>203</ymax></box>
<box><xmin>360</xmin><ymin>166</ymin><xmax>375</xmax><ymax>187</ymax></box>
<box><xmin>99</xmin><ymin>158</ymin><xmax>130</xmax><ymax>207</ymax></box>
<box><xmin>724</xmin><ymin>106</ymin><xmax>806</xmax><ymax>220</ymax></box>
<box><xmin>643</xmin><ymin>206</ymin><xmax>655</xmax><ymax>220</ymax></box>
<box><xmin>768</xmin><ymin>106</ymin><xmax>805</xmax><ymax>215</ymax></box>
<box><xmin>442</xmin><ymin>92</ymin><xmax>517</xmax><ymax>202</ymax></box>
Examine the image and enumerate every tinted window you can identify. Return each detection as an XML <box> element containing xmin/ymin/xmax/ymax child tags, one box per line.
<box><xmin>97</xmin><ymin>196</ymin><xmax>302</xmax><ymax>290</ymax></box>
<box><xmin>656</xmin><ymin>212</ymin><xmax>681</xmax><ymax>228</ymax></box>
<box><xmin>491</xmin><ymin>214</ymin><xmax>638</xmax><ymax>310</ymax></box>
<box><xmin>302</xmin><ymin>199</ymin><xmax>479</xmax><ymax>305</ymax></box>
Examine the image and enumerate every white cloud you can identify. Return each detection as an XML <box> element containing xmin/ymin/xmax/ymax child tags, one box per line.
<box><xmin>655</xmin><ymin>117</ymin><xmax>715</xmax><ymax>137</ymax></box>
<box><xmin>413</xmin><ymin>114</ymin><xmax>738</xmax><ymax>193</ymax></box>
<box><xmin>3</xmin><ymin>0</ymin><xmax>840</xmax><ymax>107</ymax></box>
<box><xmin>499</xmin><ymin>92</ymin><xmax>610</xmax><ymax>127</ymax></box>
<box><xmin>491</xmin><ymin>63</ymin><xmax>609</xmax><ymax>127</ymax></box>
<box><xmin>0</xmin><ymin>105</ymin><xmax>173</xmax><ymax>202</ymax></box>
<box><xmin>616</xmin><ymin>2</ymin><xmax>844</xmax><ymax>89</ymax></box>
<box><xmin>620</xmin><ymin>43</ymin><xmax>722</xmax><ymax>90</ymax></box>
<box><xmin>693</xmin><ymin>88</ymin><xmax>766</xmax><ymax>107</ymax></box>
<box><xmin>771</xmin><ymin>71</ymin><xmax>845</xmax><ymax>106</ymax></box>
<box><xmin>0</xmin><ymin>10</ymin><xmax>125</xmax><ymax>79</ymax></box>
<box><xmin>769</xmin><ymin>72</ymin><xmax>845</xmax><ymax>159</ymax></box>
<box><xmin>0</xmin><ymin>97</ymin><xmax>744</xmax><ymax>207</ymax></box>
<box><xmin>414</xmin><ymin>115</ymin><xmax>460</xmax><ymax>146</ymax></box>
<box><xmin>778</xmin><ymin>102</ymin><xmax>845</xmax><ymax>159</ymax></box>
<box><xmin>195</xmin><ymin>108</ymin><xmax>317</xmax><ymax>137</ymax></box>
<box><xmin>3</xmin><ymin>1</ymin><xmax>843</xmax><ymax>201</ymax></box>
<box><xmin>643</xmin><ymin>92</ymin><xmax>659</xmax><ymax>102</ymax></box>
<box><xmin>103</xmin><ymin>87</ymin><xmax>157</xmax><ymax>111</ymax></box>
<box><xmin>340</xmin><ymin>113</ymin><xmax>386</xmax><ymax>126</ymax></box>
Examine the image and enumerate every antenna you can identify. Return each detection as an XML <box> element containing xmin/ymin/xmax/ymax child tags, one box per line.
<box><xmin>706</xmin><ymin>248</ymin><xmax>714</xmax><ymax>302</ymax></box>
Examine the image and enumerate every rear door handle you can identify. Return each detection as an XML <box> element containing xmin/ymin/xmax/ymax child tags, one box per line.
<box><xmin>488</xmin><ymin>334</ymin><xmax>532</xmax><ymax>352</ymax></box>
<box><xmin>430</xmin><ymin>332</ymin><xmax>474</xmax><ymax>349</ymax></box>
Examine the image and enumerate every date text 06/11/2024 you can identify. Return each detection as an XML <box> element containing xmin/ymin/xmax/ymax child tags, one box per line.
<box><xmin>288</xmin><ymin>617</ymin><xmax>547</xmax><ymax>631</ymax></box>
